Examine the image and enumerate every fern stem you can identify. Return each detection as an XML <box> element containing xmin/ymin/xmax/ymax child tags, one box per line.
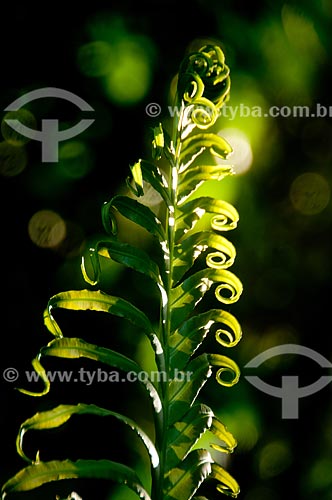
<box><xmin>154</xmin><ymin>100</ymin><xmax>184</xmax><ymax>500</ymax></box>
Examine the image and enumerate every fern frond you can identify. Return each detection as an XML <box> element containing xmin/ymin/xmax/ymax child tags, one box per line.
<box><xmin>2</xmin><ymin>43</ymin><xmax>242</xmax><ymax>500</ymax></box>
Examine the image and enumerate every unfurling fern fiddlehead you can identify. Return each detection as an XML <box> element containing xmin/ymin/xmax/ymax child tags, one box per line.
<box><xmin>2</xmin><ymin>44</ymin><xmax>243</xmax><ymax>499</ymax></box>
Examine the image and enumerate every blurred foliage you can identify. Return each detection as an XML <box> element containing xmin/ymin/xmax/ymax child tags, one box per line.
<box><xmin>1</xmin><ymin>0</ymin><xmax>332</xmax><ymax>499</ymax></box>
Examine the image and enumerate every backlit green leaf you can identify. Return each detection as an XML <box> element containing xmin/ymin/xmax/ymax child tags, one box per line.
<box><xmin>44</xmin><ymin>290</ymin><xmax>164</xmax><ymax>370</ymax></box>
<box><xmin>210</xmin><ymin>463</ymin><xmax>240</xmax><ymax>498</ymax></box>
<box><xmin>18</xmin><ymin>357</ymin><xmax>50</xmax><ymax>397</ymax></box>
<box><xmin>1</xmin><ymin>459</ymin><xmax>151</xmax><ymax>500</ymax></box>
<box><xmin>127</xmin><ymin>160</ymin><xmax>144</xmax><ymax>197</ymax></box>
<box><xmin>16</xmin><ymin>403</ymin><xmax>159</xmax><ymax>468</ymax></box>
<box><xmin>152</xmin><ymin>123</ymin><xmax>164</xmax><ymax>160</ymax></box>
<box><xmin>81</xmin><ymin>238</ymin><xmax>162</xmax><ymax>286</ymax></box>
<box><xmin>168</xmin><ymin>353</ymin><xmax>240</xmax><ymax>424</ymax></box>
<box><xmin>208</xmin><ymin>354</ymin><xmax>240</xmax><ymax>387</ymax></box>
<box><xmin>166</xmin><ymin>405</ymin><xmax>236</xmax><ymax>472</ymax></box>
<box><xmin>44</xmin><ymin>290</ymin><xmax>155</xmax><ymax>338</ymax></box>
<box><xmin>210</xmin><ymin>416</ymin><xmax>237</xmax><ymax>454</ymax></box>
<box><xmin>178</xmin><ymin>164</ymin><xmax>233</xmax><ymax>202</ymax></box>
<box><xmin>168</xmin><ymin>316</ymin><xmax>210</xmax><ymax>372</ymax></box>
<box><xmin>25</xmin><ymin>338</ymin><xmax>162</xmax><ymax>414</ymax></box>
<box><xmin>140</xmin><ymin>159</ymin><xmax>170</xmax><ymax>205</ymax></box>
<box><xmin>175</xmin><ymin>197</ymin><xmax>239</xmax><ymax>241</ymax></box>
<box><xmin>102</xmin><ymin>238</ymin><xmax>162</xmax><ymax>284</ymax></box>
<box><xmin>177</xmin><ymin>45</ymin><xmax>230</xmax><ymax>111</ymax></box>
<box><xmin>103</xmin><ymin>195</ymin><xmax>165</xmax><ymax>240</ymax></box>
<box><xmin>163</xmin><ymin>449</ymin><xmax>212</xmax><ymax>500</ymax></box>
<box><xmin>172</xmin><ymin>231</ymin><xmax>236</xmax><ymax>285</ymax></box>
<box><xmin>170</xmin><ymin>268</ymin><xmax>243</xmax><ymax>331</ymax></box>
<box><xmin>168</xmin><ymin>355</ymin><xmax>212</xmax><ymax>425</ymax></box>
<box><xmin>169</xmin><ymin>309</ymin><xmax>242</xmax><ymax>371</ymax></box>
<box><xmin>179</xmin><ymin>133</ymin><xmax>232</xmax><ymax>165</ymax></box>
<box><xmin>166</xmin><ymin>404</ymin><xmax>214</xmax><ymax>468</ymax></box>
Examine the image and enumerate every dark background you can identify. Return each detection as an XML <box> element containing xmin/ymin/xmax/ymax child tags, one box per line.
<box><xmin>1</xmin><ymin>1</ymin><xmax>332</xmax><ymax>499</ymax></box>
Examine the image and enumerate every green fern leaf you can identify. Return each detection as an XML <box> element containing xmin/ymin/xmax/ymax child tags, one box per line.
<box><xmin>170</xmin><ymin>268</ymin><xmax>242</xmax><ymax>331</ymax></box>
<box><xmin>44</xmin><ymin>290</ymin><xmax>154</xmax><ymax>337</ymax></box>
<box><xmin>19</xmin><ymin>338</ymin><xmax>162</xmax><ymax>414</ymax></box>
<box><xmin>102</xmin><ymin>195</ymin><xmax>165</xmax><ymax>240</ymax></box>
<box><xmin>172</xmin><ymin>231</ymin><xmax>236</xmax><ymax>285</ymax></box>
<box><xmin>163</xmin><ymin>449</ymin><xmax>213</xmax><ymax>500</ymax></box>
<box><xmin>175</xmin><ymin>197</ymin><xmax>239</xmax><ymax>241</ymax></box>
<box><xmin>179</xmin><ymin>133</ymin><xmax>232</xmax><ymax>164</ymax></box>
<box><xmin>1</xmin><ymin>460</ymin><xmax>151</xmax><ymax>500</ymax></box>
<box><xmin>177</xmin><ymin>164</ymin><xmax>233</xmax><ymax>203</ymax></box>
<box><xmin>81</xmin><ymin>238</ymin><xmax>162</xmax><ymax>286</ymax></box>
<box><xmin>17</xmin><ymin>403</ymin><xmax>159</xmax><ymax>468</ymax></box>
<box><xmin>169</xmin><ymin>309</ymin><xmax>241</xmax><ymax>372</ymax></box>
<box><xmin>2</xmin><ymin>43</ymin><xmax>243</xmax><ymax>500</ymax></box>
<box><xmin>127</xmin><ymin>159</ymin><xmax>170</xmax><ymax>205</ymax></box>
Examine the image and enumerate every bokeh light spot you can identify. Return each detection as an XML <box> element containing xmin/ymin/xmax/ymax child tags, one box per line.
<box><xmin>0</xmin><ymin>141</ymin><xmax>28</xmax><ymax>177</ymax></box>
<box><xmin>260</xmin><ymin>18</ymin><xmax>314</xmax><ymax>104</ymax></box>
<box><xmin>223</xmin><ymin>407</ymin><xmax>260</xmax><ymax>451</ymax></box>
<box><xmin>1</xmin><ymin>109</ymin><xmax>37</xmax><ymax>146</ymax></box>
<box><xmin>58</xmin><ymin>141</ymin><xmax>93</xmax><ymax>179</ymax></box>
<box><xmin>103</xmin><ymin>41</ymin><xmax>151</xmax><ymax>105</ymax></box>
<box><xmin>258</xmin><ymin>440</ymin><xmax>293</xmax><ymax>479</ymax></box>
<box><xmin>77</xmin><ymin>41</ymin><xmax>113</xmax><ymax>77</ymax></box>
<box><xmin>290</xmin><ymin>172</ymin><xmax>330</xmax><ymax>215</ymax></box>
<box><xmin>307</xmin><ymin>458</ymin><xmax>332</xmax><ymax>490</ymax></box>
<box><xmin>28</xmin><ymin>210</ymin><xmax>66</xmax><ymax>249</ymax></box>
<box><xmin>281</xmin><ymin>4</ymin><xmax>326</xmax><ymax>60</ymax></box>
<box><xmin>217</xmin><ymin>128</ymin><xmax>253</xmax><ymax>174</ymax></box>
<box><xmin>79</xmin><ymin>14</ymin><xmax>156</xmax><ymax>106</ymax></box>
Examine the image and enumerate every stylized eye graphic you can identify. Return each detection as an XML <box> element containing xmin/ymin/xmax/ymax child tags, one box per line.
<box><xmin>244</xmin><ymin>344</ymin><xmax>332</xmax><ymax>419</ymax></box>
<box><xmin>4</xmin><ymin>88</ymin><xmax>94</xmax><ymax>162</ymax></box>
